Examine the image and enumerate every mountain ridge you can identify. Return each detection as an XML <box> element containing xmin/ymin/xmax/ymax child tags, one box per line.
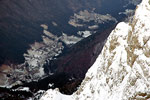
<box><xmin>40</xmin><ymin>0</ymin><xmax>150</xmax><ymax>99</ymax></box>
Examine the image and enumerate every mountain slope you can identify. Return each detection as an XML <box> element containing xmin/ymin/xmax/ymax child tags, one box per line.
<box><xmin>40</xmin><ymin>0</ymin><xmax>150</xmax><ymax>99</ymax></box>
<box><xmin>0</xmin><ymin>0</ymin><xmax>140</xmax><ymax>66</ymax></box>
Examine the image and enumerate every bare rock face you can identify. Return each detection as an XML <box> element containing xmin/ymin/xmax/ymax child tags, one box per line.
<box><xmin>40</xmin><ymin>0</ymin><xmax>150</xmax><ymax>99</ymax></box>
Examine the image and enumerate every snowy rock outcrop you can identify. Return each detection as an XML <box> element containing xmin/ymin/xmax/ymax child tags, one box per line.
<box><xmin>40</xmin><ymin>0</ymin><xmax>150</xmax><ymax>100</ymax></box>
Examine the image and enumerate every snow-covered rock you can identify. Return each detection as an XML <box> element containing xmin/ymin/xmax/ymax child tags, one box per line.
<box><xmin>40</xmin><ymin>89</ymin><xmax>72</xmax><ymax>100</ymax></box>
<box><xmin>40</xmin><ymin>0</ymin><xmax>150</xmax><ymax>100</ymax></box>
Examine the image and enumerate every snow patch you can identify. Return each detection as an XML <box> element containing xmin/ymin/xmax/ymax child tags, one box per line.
<box><xmin>60</xmin><ymin>33</ymin><xmax>82</xmax><ymax>45</ymax></box>
<box><xmin>77</xmin><ymin>31</ymin><xmax>92</xmax><ymax>38</ymax></box>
